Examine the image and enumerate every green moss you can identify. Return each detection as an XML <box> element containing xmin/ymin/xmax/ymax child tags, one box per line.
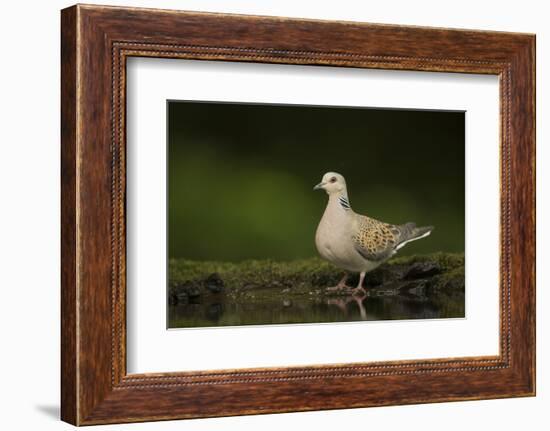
<box><xmin>388</xmin><ymin>251</ymin><xmax>464</xmax><ymax>271</ymax></box>
<box><xmin>169</xmin><ymin>252</ymin><xmax>464</xmax><ymax>304</ymax></box>
<box><xmin>169</xmin><ymin>257</ymin><xmax>339</xmax><ymax>291</ymax></box>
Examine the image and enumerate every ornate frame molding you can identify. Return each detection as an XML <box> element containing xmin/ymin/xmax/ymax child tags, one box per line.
<box><xmin>61</xmin><ymin>5</ymin><xmax>535</xmax><ymax>425</ymax></box>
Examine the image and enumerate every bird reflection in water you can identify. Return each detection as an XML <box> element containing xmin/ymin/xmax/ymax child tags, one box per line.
<box><xmin>327</xmin><ymin>293</ymin><xmax>368</xmax><ymax>320</ymax></box>
<box><xmin>169</xmin><ymin>284</ymin><xmax>464</xmax><ymax>327</ymax></box>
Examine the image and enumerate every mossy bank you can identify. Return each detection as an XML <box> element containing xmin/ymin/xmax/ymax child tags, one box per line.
<box><xmin>168</xmin><ymin>252</ymin><xmax>464</xmax><ymax>305</ymax></box>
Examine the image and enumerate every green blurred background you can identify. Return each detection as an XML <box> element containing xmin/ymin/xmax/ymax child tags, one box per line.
<box><xmin>168</xmin><ymin>101</ymin><xmax>464</xmax><ymax>262</ymax></box>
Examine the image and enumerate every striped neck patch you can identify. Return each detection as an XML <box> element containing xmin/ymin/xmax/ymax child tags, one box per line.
<box><xmin>339</xmin><ymin>196</ymin><xmax>351</xmax><ymax>210</ymax></box>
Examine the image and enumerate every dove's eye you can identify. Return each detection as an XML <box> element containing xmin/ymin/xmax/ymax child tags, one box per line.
<box><xmin>330</xmin><ymin>177</ymin><xmax>337</xmax><ymax>183</ymax></box>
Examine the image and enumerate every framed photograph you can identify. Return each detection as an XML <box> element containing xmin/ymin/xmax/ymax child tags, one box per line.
<box><xmin>61</xmin><ymin>4</ymin><xmax>535</xmax><ymax>425</ymax></box>
<box><xmin>164</xmin><ymin>101</ymin><xmax>465</xmax><ymax>329</ymax></box>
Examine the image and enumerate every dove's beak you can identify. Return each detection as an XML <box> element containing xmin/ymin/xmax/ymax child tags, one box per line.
<box><xmin>313</xmin><ymin>182</ymin><xmax>325</xmax><ymax>191</ymax></box>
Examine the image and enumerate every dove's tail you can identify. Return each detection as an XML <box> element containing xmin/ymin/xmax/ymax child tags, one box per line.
<box><xmin>395</xmin><ymin>223</ymin><xmax>434</xmax><ymax>251</ymax></box>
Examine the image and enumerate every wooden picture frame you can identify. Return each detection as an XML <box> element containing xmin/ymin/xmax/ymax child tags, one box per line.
<box><xmin>61</xmin><ymin>4</ymin><xmax>535</xmax><ymax>425</ymax></box>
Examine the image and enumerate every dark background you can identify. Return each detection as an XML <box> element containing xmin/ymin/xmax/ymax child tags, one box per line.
<box><xmin>168</xmin><ymin>101</ymin><xmax>464</xmax><ymax>262</ymax></box>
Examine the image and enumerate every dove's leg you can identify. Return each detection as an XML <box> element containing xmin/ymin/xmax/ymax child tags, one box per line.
<box><xmin>351</xmin><ymin>272</ymin><xmax>367</xmax><ymax>296</ymax></box>
<box><xmin>326</xmin><ymin>273</ymin><xmax>350</xmax><ymax>292</ymax></box>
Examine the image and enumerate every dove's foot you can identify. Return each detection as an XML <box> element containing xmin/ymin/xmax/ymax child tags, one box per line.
<box><xmin>326</xmin><ymin>273</ymin><xmax>350</xmax><ymax>293</ymax></box>
<box><xmin>326</xmin><ymin>283</ymin><xmax>352</xmax><ymax>293</ymax></box>
<box><xmin>351</xmin><ymin>286</ymin><xmax>367</xmax><ymax>297</ymax></box>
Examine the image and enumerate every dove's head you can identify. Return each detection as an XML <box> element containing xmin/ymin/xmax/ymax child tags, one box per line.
<box><xmin>313</xmin><ymin>172</ymin><xmax>347</xmax><ymax>195</ymax></box>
